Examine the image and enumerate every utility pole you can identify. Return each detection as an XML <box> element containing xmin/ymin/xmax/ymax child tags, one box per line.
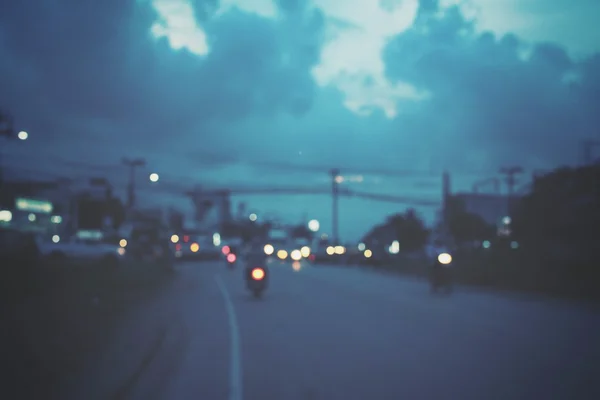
<box><xmin>499</xmin><ymin>166</ymin><xmax>523</xmax><ymax>216</ymax></box>
<box><xmin>331</xmin><ymin>168</ymin><xmax>340</xmax><ymax>244</ymax></box>
<box><xmin>122</xmin><ymin>157</ymin><xmax>146</xmax><ymax>210</ymax></box>
<box><xmin>0</xmin><ymin>110</ymin><xmax>14</xmax><ymax>189</ymax></box>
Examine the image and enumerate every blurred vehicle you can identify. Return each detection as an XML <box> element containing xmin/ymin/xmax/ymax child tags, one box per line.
<box><xmin>220</xmin><ymin>237</ymin><xmax>242</xmax><ymax>263</ymax></box>
<box><xmin>426</xmin><ymin>240</ymin><xmax>454</xmax><ymax>294</ymax></box>
<box><xmin>172</xmin><ymin>232</ymin><xmax>220</xmax><ymax>261</ymax></box>
<box><xmin>225</xmin><ymin>251</ymin><xmax>238</xmax><ymax>269</ymax></box>
<box><xmin>264</xmin><ymin>237</ymin><xmax>312</xmax><ymax>263</ymax></box>
<box><xmin>124</xmin><ymin>226</ymin><xmax>172</xmax><ymax>262</ymax></box>
<box><xmin>312</xmin><ymin>243</ymin><xmax>350</xmax><ymax>264</ymax></box>
<box><xmin>37</xmin><ymin>230</ymin><xmax>125</xmax><ymax>268</ymax></box>
<box><xmin>245</xmin><ymin>263</ymin><xmax>268</xmax><ymax>298</ymax></box>
<box><xmin>221</xmin><ymin>243</ymin><xmax>239</xmax><ymax>269</ymax></box>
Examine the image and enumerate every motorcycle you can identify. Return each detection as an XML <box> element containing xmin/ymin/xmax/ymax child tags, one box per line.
<box><xmin>245</xmin><ymin>265</ymin><xmax>268</xmax><ymax>298</ymax></box>
<box><xmin>430</xmin><ymin>252</ymin><xmax>453</xmax><ymax>294</ymax></box>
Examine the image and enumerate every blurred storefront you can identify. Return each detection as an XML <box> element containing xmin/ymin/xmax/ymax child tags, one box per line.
<box><xmin>0</xmin><ymin>180</ymin><xmax>71</xmax><ymax>235</ymax></box>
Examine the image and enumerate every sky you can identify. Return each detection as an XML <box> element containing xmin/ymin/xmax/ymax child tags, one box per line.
<box><xmin>1</xmin><ymin>0</ymin><xmax>599</xmax><ymax>241</ymax></box>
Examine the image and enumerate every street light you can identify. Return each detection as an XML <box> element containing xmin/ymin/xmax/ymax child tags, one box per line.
<box><xmin>149</xmin><ymin>172</ymin><xmax>159</xmax><ymax>182</ymax></box>
<box><xmin>17</xmin><ymin>131</ymin><xmax>28</xmax><ymax>140</ymax></box>
<box><xmin>308</xmin><ymin>219</ymin><xmax>320</xmax><ymax>232</ymax></box>
<box><xmin>249</xmin><ymin>213</ymin><xmax>257</xmax><ymax>221</ymax></box>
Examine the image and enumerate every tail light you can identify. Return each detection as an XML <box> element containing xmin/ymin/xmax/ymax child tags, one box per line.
<box><xmin>222</xmin><ymin>245</ymin><xmax>230</xmax><ymax>255</ymax></box>
<box><xmin>227</xmin><ymin>253</ymin><xmax>236</xmax><ymax>263</ymax></box>
<box><xmin>251</xmin><ymin>268</ymin><xmax>265</xmax><ymax>280</ymax></box>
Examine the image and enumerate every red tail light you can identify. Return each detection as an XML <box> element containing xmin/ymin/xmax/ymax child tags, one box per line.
<box><xmin>309</xmin><ymin>254</ymin><xmax>315</xmax><ymax>261</ymax></box>
<box><xmin>222</xmin><ymin>245</ymin><xmax>230</xmax><ymax>255</ymax></box>
<box><xmin>183</xmin><ymin>235</ymin><xmax>190</xmax><ymax>243</ymax></box>
<box><xmin>251</xmin><ymin>268</ymin><xmax>265</xmax><ymax>280</ymax></box>
<box><xmin>175</xmin><ymin>244</ymin><xmax>182</xmax><ymax>251</ymax></box>
<box><xmin>227</xmin><ymin>253</ymin><xmax>236</xmax><ymax>263</ymax></box>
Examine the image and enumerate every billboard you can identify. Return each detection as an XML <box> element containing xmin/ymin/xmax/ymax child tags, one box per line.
<box><xmin>15</xmin><ymin>197</ymin><xmax>53</xmax><ymax>214</ymax></box>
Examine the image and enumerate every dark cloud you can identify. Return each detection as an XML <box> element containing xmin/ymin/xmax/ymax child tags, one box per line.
<box><xmin>0</xmin><ymin>0</ymin><xmax>325</xmax><ymax>151</ymax></box>
<box><xmin>1</xmin><ymin>0</ymin><xmax>598</xmax><ymax>240</ymax></box>
<box><xmin>382</xmin><ymin>2</ymin><xmax>600</xmax><ymax>170</ymax></box>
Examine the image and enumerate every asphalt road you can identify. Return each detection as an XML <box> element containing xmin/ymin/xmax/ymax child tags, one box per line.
<box><xmin>62</xmin><ymin>259</ymin><xmax>600</xmax><ymax>400</ymax></box>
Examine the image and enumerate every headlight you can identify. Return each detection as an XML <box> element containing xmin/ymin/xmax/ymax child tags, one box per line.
<box><xmin>300</xmin><ymin>246</ymin><xmax>310</xmax><ymax>257</ymax></box>
<box><xmin>264</xmin><ymin>244</ymin><xmax>274</xmax><ymax>255</ymax></box>
<box><xmin>277</xmin><ymin>250</ymin><xmax>288</xmax><ymax>260</ymax></box>
<box><xmin>437</xmin><ymin>252</ymin><xmax>452</xmax><ymax>265</ymax></box>
<box><xmin>291</xmin><ymin>249</ymin><xmax>302</xmax><ymax>261</ymax></box>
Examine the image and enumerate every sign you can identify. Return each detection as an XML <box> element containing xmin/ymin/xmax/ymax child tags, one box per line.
<box><xmin>76</xmin><ymin>230</ymin><xmax>104</xmax><ymax>240</ymax></box>
<box><xmin>15</xmin><ymin>197</ymin><xmax>53</xmax><ymax>214</ymax></box>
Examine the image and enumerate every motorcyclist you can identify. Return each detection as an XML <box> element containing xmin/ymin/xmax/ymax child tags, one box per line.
<box><xmin>243</xmin><ymin>235</ymin><xmax>269</xmax><ymax>282</ymax></box>
<box><xmin>425</xmin><ymin>239</ymin><xmax>451</xmax><ymax>291</ymax></box>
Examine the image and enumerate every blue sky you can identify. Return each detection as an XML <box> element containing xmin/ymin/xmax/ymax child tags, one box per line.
<box><xmin>1</xmin><ymin>0</ymin><xmax>599</xmax><ymax>241</ymax></box>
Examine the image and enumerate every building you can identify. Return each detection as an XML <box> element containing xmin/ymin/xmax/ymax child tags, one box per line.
<box><xmin>0</xmin><ymin>179</ymin><xmax>73</xmax><ymax>234</ymax></box>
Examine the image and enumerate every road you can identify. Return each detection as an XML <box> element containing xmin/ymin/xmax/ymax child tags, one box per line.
<box><xmin>61</xmin><ymin>259</ymin><xmax>600</xmax><ymax>400</ymax></box>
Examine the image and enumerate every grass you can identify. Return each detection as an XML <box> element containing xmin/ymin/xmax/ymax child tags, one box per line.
<box><xmin>1</xmin><ymin>257</ymin><xmax>174</xmax><ymax>398</ymax></box>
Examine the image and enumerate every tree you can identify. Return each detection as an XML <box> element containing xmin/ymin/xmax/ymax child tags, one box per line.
<box><xmin>512</xmin><ymin>165</ymin><xmax>600</xmax><ymax>244</ymax></box>
<box><xmin>367</xmin><ymin>208</ymin><xmax>429</xmax><ymax>251</ymax></box>
<box><xmin>445</xmin><ymin>197</ymin><xmax>495</xmax><ymax>243</ymax></box>
<box><xmin>394</xmin><ymin>208</ymin><xmax>430</xmax><ymax>251</ymax></box>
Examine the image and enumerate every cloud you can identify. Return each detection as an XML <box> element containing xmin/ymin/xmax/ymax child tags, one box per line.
<box><xmin>311</xmin><ymin>0</ymin><xmax>423</xmax><ymax>117</ymax></box>
<box><xmin>0</xmin><ymin>0</ymin><xmax>325</xmax><ymax>152</ymax></box>
<box><xmin>463</xmin><ymin>0</ymin><xmax>600</xmax><ymax>58</ymax></box>
<box><xmin>1</xmin><ymin>0</ymin><xmax>599</xmax><ymax>241</ymax></box>
<box><xmin>382</xmin><ymin>1</ymin><xmax>600</xmax><ymax>171</ymax></box>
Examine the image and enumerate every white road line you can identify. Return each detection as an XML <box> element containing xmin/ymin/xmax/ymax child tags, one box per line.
<box><xmin>215</xmin><ymin>275</ymin><xmax>243</xmax><ymax>400</ymax></box>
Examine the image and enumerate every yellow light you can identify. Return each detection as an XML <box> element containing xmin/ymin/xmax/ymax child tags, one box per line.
<box><xmin>334</xmin><ymin>245</ymin><xmax>345</xmax><ymax>255</ymax></box>
<box><xmin>190</xmin><ymin>243</ymin><xmax>200</xmax><ymax>253</ymax></box>
<box><xmin>364</xmin><ymin>249</ymin><xmax>372</xmax><ymax>258</ymax></box>
<box><xmin>171</xmin><ymin>234</ymin><xmax>179</xmax><ymax>243</ymax></box>
<box><xmin>264</xmin><ymin>244</ymin><xmax>274</xmax><ymax>255</ymax></box>
<box><xmin>438</xmin><ymin>252</ymin><xmax>452</xmax><ymax>265</ymax></box>
<box><xmin>119</xmin><ymin>239</ymin><xmax>127</xmax><ymax>248</ymax></box>
<box><xmin>326</xmin><ymin>246</ymin><xmax>335</xmax><ymax>255</ymax></box>
<box><xmin>251</xmin><ymin>268</ymin><xmax>265</xmax><ymax>280</ymax></box>
<box><xmin>291</xmin><ymin>249</ymin><xmax>302</xmax><ymax>261</ymax></box>
<box><xmin>277</xmin><ymin>249</ymin><xmax>288</xmax><ymax>260</ymax></box>
<box><xmin>300</xmin><ymin>246</ymin><xmax>310</xmax><ymax>257</ymax></box>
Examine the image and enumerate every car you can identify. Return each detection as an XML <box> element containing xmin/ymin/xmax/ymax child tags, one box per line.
<box><xmin>37</xmin><ymin>231</ymin><xmax>125</xmax><ymax>268</ymax></box>
<box><xmin>172</xmin><ymin>233</ymin><xmax>220</xmax><ymax>261</ymax></box>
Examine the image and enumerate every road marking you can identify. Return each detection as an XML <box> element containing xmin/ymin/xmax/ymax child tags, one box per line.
<box><xmin>215</xmin><ymin>275</ymin><xmax>243</xmax><ymax>400</ymax></box>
